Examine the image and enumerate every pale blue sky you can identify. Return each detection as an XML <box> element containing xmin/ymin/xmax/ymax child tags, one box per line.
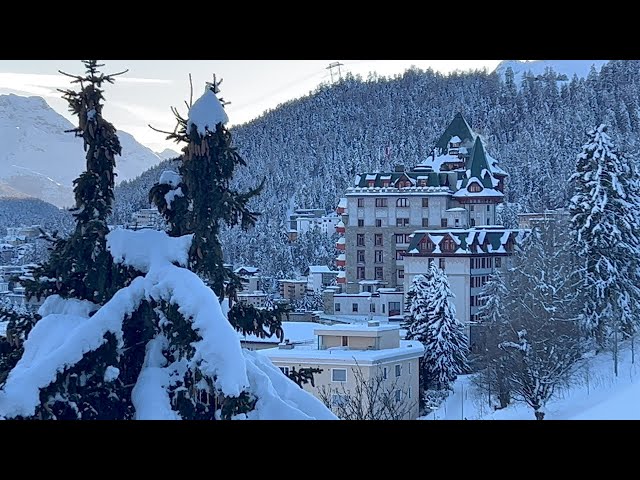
<box><xmin>0</xmin><ymin>60</ymin><xmax>502</xmax><ymax>152</ymax></box>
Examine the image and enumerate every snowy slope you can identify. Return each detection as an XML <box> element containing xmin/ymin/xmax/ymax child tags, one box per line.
<box><xmin>422</xmin><ymin>340</ymin><xmax>640</xmax><ymax>420</ymax></box>
<box><xmin>0</xmin><ymin>94</ymin><xmax>162</xmax><ymax>207</ymax></box>
<box><xmin>494</xmin><ymin>60</ymin><xmax>608</xmax><ymax>85</ymax></box>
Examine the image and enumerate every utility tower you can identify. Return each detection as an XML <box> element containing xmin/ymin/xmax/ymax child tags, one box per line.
<box><xmin>326</xmin><ymin>62</ymin><xmax>344</xmax><ymax>83</ymax></box>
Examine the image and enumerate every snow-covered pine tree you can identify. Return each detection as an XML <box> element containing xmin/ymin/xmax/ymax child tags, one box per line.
<box><xmin>422</xmin><ymin>262</ymin><xmax>469</xmax><ymax>391</ymax></box>
<box><xmin>0</xmin><ymin>61</ymin><xmax>141</xmax><ymax>419</ymax></box>
<box><xmin>403</xmin><ymin>273</ymin><xmax>432</xmax><ymax>346</ymax></box>
<box><xmin>474</xmin><ymin>271</ymin><xmax>511</xmax><ymax>409</ymax></box>
<box><xmin>23</xmin><ymin>61</ymin><xmax>133</xmax><ymax>305</ymax></box>
<box><xmin>568</xmin><ymin>124</ymin><xmax>640</xmax><ymax>353</ymax></box>
<box><xmin>0</xmin><ymin>66</ymin><xmax>335</xmax><ymax>421</ymax></box>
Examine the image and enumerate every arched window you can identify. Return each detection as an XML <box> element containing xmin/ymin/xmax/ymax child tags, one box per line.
<box><xmin>441</xmin><ymin>237</ymin><xmax>456</xmax><ymax>252</ymax></box>
<box><xmin>468</xmin><ymin>182</ymin><xmax>483</xmax><ymax>193</ymax></box>
<box><xmin>396</xmin><ymin>198</ymin><xmax>409</xmax><ymax>207</ymax></box>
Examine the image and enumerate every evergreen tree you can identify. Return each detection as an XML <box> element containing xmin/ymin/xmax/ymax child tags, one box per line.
<box><xmin>474</xmin><ymin>271</ymin><xmax>511</xmax><ymax>409</ymax></box>
<box><xmin>403</xmin><ymin>274</ymin><xmax>432</xmax><ymax>345</ymax></box>
<box><xmin>24</xmin><ymin>60</ymin><xmax>132</xmax><ymax>305</ymax></box>
<box><xmin>568</xmin><ymin>124</ymin><xmax>640</xmax><ymax>354</ymax></box>
<box><xmin>423</xmin><ymin>263</ymin><xmax>469</xmax><ymax>390</ymax></box>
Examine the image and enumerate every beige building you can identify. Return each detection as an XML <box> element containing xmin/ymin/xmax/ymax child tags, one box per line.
<box><xmin>260</xmin><ymin>322</ymin><xmax>424</xmax><ymax>420</ymax></box>
<box><xmin>236</xmin><ymin>291</ymin><xmax>268</xmax><ymax>309</ymax></box>
<box><xmin>278</xmin><ymin>279</ymin><xmax>308</xmax><ymax>301</ymax></box>
<box><xmin>239</xmin><ymin>321</ymin><xmax>321</xmax><ymax>351</ymax></box>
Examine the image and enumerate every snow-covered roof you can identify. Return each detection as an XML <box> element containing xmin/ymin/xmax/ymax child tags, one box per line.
<box><xmin>450</xmin><ymin>135</ymin><xmax>461</xmax><ymax>143</ymax></box>
<box><xmin>260</xmin><ymin>339</ymin><xmax>424</xmax><ymax>364</ymax></box>
<box><xmin>307</xmin><ymin>265</ymin><xmax>335</xmax><ymax>274</ymax></box>
<box><xmin>337</xmin><ymin>198</ymin><xmax>347</xmax><ymax>209</ymax></box>
<box><xmin>336</xmin><ymin>254</ymin><xmax>345</xmax><ymax>261</ymax></box>
<box><xmin>234</xmin><ymin>266</ymin><xmax>259</xmax><ymax>275</ymax></box>
<box><xmin>186</xmin><ymin>86</ymin><xmax>229</xmax><ymax>136</ymax></box>
<box><xmin>446</xmin><ymin>207</ymin><xmax>467</xmax><ymax>212</ymax></box>
<box><xmin>336</xmin><ymin>237</ymin><xmax>346</xmax><ymax>245</ymax></box>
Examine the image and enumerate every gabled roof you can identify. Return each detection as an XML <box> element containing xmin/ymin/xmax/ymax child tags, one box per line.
<box><xmin>406</xmin><ymin>227</ymin><xmax>529</xmax><ymax>255</ymax></box>
<box><xmin>466</xmin><ymin>137</ymin><xmax>493</xmax><ymax>188</ymax></box>
<box><xmin>435</xmin><ymin>113</ymin><xmax>476</xmax><ymax>151</ymax></box>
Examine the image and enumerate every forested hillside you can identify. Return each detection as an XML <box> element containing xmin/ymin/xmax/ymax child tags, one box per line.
<box><xmin>113</xmin><ymin>60</ymin><xmax>640</xmax><ymax>284</ymax></box>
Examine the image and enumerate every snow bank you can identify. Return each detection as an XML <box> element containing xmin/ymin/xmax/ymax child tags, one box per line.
<box><xmin>186</xmin><ymin>86</ymin><xmax>229</xmax><ymax>136</ymax></box>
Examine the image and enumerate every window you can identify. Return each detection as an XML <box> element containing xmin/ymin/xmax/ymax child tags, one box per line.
<box><xmin>357</xmin><ymin>234</ymin><xmax>365</xmax><ymax>246</ymax></box>
<box><xmin>495</xmin><ymin>257</ymin><xmax>502</xmax><ymax>268</ymax></box>
<box><xmin>397</xmin><ymin>198</ymin><xmax>409</xmax><ymax>207</ymax></box>
<box><xmin>408</xmin><ymin>362</ymin><xmax>411</xmax><ymax>374</ymax></box>
<box><xmin>487</xmin><ymin>204</ymin><xmax>491</xmax><ymax>211</ymax></box>
<box><xmin>342</xmin><ymin>336</ymin><xmax>348</xmax><ymax>347</ymax></box>
<box><xmin>442</xmin><ymin>238</ymin><xmax>456</xmax><ymax>252</ymax></box>
<box><xmin>439</xmin><ymin>258</ymin><xmax>445</xmax><ymax>270</ymax></box>
<box><xmin>396</xmin><ymin>218</ymin><xmax>410</xmax><ymax>227</ymax></box>
<box><xmin>357</xmin><ymin>250</ymin><xmax>365</xmax><ymax>263</ymax></box>
<box><xmin>382</xmin><ymin>304</ymin><xmax>386</xmax><ymax>313</ymax></box>
<box><xmin>455</xmin><ymin>218</ymin><xmax>460</xmax><ymax>227</ymax></box>
<box><xmin>375</xmin><ymin>267</ymin><xmax>384</xmax><ymax>280</ymax></box>
<box><xmin>394</xmin><ymin>390</ymin><xmax>401</xmax><ymax>403</ymax></box>
<box><xmin>335</xmin><ymin>303</ymin><xmax>341</xmax><ymax>312</ymax></box>
<box><xmin>471</xmin><ymin>296</ymin><xmax>475</xmax><ymax>307</ymax></box>
<box><xmin>375</xmin><ymin>198</ymin><xmax>388</xmax><ymax>207</ymax></box>
<box><xmin>487</xmin><ymin>258</ymin><xmax>493</xmax><ymax>268</ymax></box>
<box><xmin>408</xmin><ymin>388</ymin><xmax>412</xmax><ymax>399</ymax></box>
<box><xmin>375</xmin><ymin>234</ymin><xmax>383</xmax><ymax>246</ymax></box>
<box><xmin>352</xmin><ymin>303</ymin><xmax>359</xmax><ymax>313</ymax></box>
<box><xmin>375</xmin><ymin>219</ymin><xmax>382</xmax><ymax>227</ymax></box>
<box><xmin>395</xmin><ymin>364</ymin><xmax>401</xmax><ymax>377</ymax></box>
<box><xmin>395</xmin><ymin>233</ymin><xmax>405</xmax><ymax>244</ymax></box>
<box><xmin>279</xmin><ymin>367</ymin><xmax>290</xmax><ymax>375</ymax></box>
<box><xmin>422</xmin><ymin>198</ymin><xmax>429</xmax><ymax>208</ymax></box>
<box><xmin>404</xmin><ymin>234</ymin><xmax>412</xmax><ymax>243</ymax></box>
<box><xmin>481</xmin><ymin>257</ymin><xmax>486</xmax><ymax>269</ymax></box>
<box><xmin>357</xmin><ymin>198</ymin><xmax>365</xmax><ymax>207</ymax></box>
<box><xmin>422</xmin><ymin>218</ymin><xmax>429</xmax><ymax>227</ymax></box>
<box><xmin>389</xmin><ymin>302</ymin><xmax>401</xmax><ymax>316</ymax></box>
<box><xmin>332</xmin><ymin>369</ymin><xmax>347</xmax><ymax>382</ymax></box>
<box><xmin>419</xmin><ymin>239</ymin><xmax>433</xmax><ymax>252</ymax></box>
<box><xmin>470</xmin><ymin>218</ymin><xmax>476</xmax><ymax>227</ymax></box>
<box><xmin>375</xmin><ymin>250</ymin><xmax>383</xmax><ymax>263</ymax></box>
<box><xmin>370</xmin><ymin>303</ymin><xmax>375</xmax><ymax>313</ymax></box>
<box><xmin>383</xmin><ymin>367</ymin><xmax>388</xmax><ymax>380</ymax></box>
<box><xmin>357</xmin><ymin>267</ymin><xmax>365</xmax><ymax>279</ymax></box>
<box><xmin>441</xmin><ymin>218</ymin><xmax>448</xmax><ymax>228</ymax></box>
<box><xmin>358</xmin><ymin>219</ymin><xmax>364</xmax><ymax>227</ymax></box>
<box><xmin>397</xmin><ymin>269</ymin><xmax>404</xmax><ymax>279</ymax></box>
<box><xmin>487</xmin><ymin>217</ymin><xmax>490</xmax><ymax>224</ymax></box>
<box><xmin>468</xmin><ymin>183</ymin><xmax>482</xmax><ymax>193</ymax></box>
<box><xmin>396</xmin><ymin>250</ymin><xmax>405</xmax><ymax>260</ymax></box>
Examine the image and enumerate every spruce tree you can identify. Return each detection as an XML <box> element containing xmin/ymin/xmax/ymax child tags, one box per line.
<box><xmin>404</xmin><ymin>274</ymin><xmax>432</xmax><ymax>345</ymax></box>
<box><xmin>423</xmin><ymin>262</ymin><xmax>469</xmax><ymax>390</ymax></box>
<box><xmin>23</xmin><ymin>60</ymin><xmax>132</xmax><ymax>305</ymax></box>
<box><xmin>568</xmin><ymin>124</ymin><xmax>640</xmax><ymax>351</ymax></box>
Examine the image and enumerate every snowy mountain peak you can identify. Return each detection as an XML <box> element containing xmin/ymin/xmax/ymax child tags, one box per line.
<box><xmin>156</xmin><ymin>148</ymin><xmax>181</xmax><ymax>160</ymax></box>
<box><xmin>0</xmin><ymin>93</ymin><xmax>162</xmax><ymax>207</ymax></box>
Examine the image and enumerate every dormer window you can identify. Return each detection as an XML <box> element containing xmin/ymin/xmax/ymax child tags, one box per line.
<box><xmin>368</xmin><ymin>180</ymin><xmax>375</xmax><ymax>188</ymax></box>
<box><xmin>419</xmin><ymin>179</ymin><xmax>427</xmax><ymax>186</ymax></box>
<box><xmin>419</xmin><ymin>239</ymin><xmax>434</xmax><ymax>252</ymax></box>
<box><xmin>382</xmin><ymin>181</ymin><xmax>390</xmax><ymax>187</ymax></box>
<box><xmin>442</xmin><ymin>237</ymin><xmax>456</xmax><ymax>252</ymax></box>
<box><xmin>468</xmin><ymin>182</ymin><xmax>483</xmax><ymax>193</ymax></box>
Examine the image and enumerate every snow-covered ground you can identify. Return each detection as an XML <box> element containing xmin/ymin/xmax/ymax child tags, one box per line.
<box><xmin>422</xmin><ymin>340</ymin><xmax>640</xmax><ymax>420</ymax></box>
